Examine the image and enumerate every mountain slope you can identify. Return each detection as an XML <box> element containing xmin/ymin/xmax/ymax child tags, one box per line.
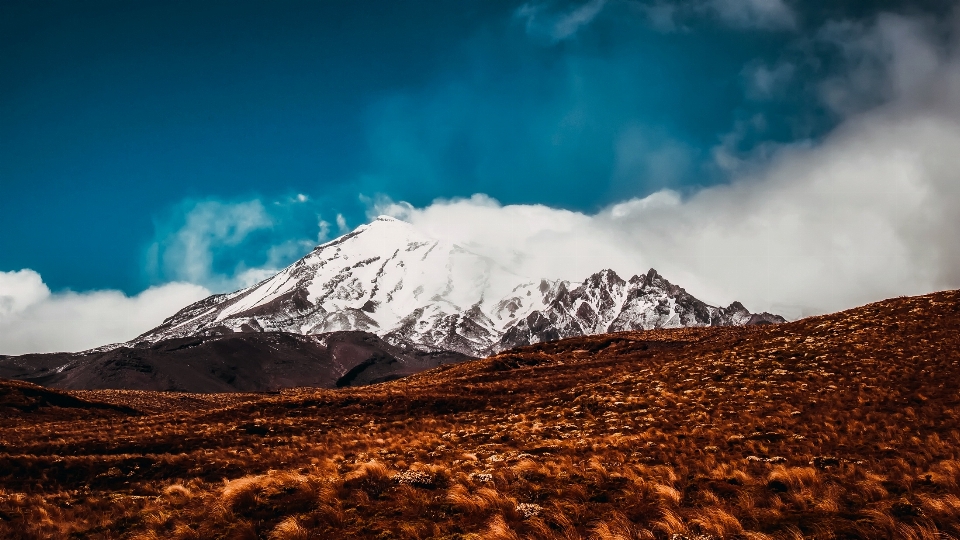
<box><xmin>133</xmin><ymin>216</ymin><xmax>783</xmax><ymax>356</ymax></box>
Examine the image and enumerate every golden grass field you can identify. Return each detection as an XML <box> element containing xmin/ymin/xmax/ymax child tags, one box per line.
<box><xmin>1</xmin><ymin>290</ymin><xmax>959</xmax><ymax>539</ymax></box>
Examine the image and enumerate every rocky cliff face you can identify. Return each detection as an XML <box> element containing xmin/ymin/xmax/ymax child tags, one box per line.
<box><xmin>132</xmin><ymin>216</ymin><xmax>784</xmax><ymax>357</ymax></box>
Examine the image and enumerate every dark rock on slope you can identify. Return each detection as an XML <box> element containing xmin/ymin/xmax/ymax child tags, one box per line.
<box><xmin>0</xmin><ymin>378</ymin><xmax>135</xmax><ymax>425</ymax></box>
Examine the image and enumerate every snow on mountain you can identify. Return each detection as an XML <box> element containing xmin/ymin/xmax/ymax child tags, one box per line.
<box><xmin>133</xmin><ymin>216</ymin><xmax>784</xmax><ymax>356</ymax></box>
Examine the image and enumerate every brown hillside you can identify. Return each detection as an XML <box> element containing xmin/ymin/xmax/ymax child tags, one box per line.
<box><xmin>0</xmin><ymin>378</ymin><xmax>136</xmax><ymax>426</ymax></box>
<box><xmin>1</xmin><ymin>290</ymin><xmax>959</xmax><ymax>539</ymax></box>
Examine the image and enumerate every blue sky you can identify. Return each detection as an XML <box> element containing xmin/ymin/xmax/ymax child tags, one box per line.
<box><xmin>1</xmin><ymin>0</ymin><xmax>930</xmax><ymax>293</ymax></box>
<box><xmin>3</xmin><ymin>0</ymin><xmax>960</xmax><ymax>353</ymax></box>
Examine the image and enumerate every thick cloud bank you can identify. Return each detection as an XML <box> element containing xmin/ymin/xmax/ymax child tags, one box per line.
<box><xmin>377</xmin><ymin>13</ymin><xmax>960</xmax><ymax>319</ymax></box>
<box><xmin>0</xmin><ymin>270</ymin><xmax>209</xmax><ymax>355</ymax></box>
<box><xmin>379</xmin><ymin>107</ymin><xmax>959</xmax><ymax>318</ymax></box>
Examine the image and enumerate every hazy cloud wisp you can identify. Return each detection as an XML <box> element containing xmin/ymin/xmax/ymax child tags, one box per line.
<box><xmin>636</xmin><ymin>0</ymin><xmax>797</xmax><ymax>32</ymax></box>
<box><xmin>517</xmin><ymin>0</ymin><xmax>608</xmax><ymax>42</ymax></box>
<box><xmin>147</xmin><ymin>197</ymin><xmax>328</xmax><ymax>292</ymax></box>
<box><xmin>147</xmin><ymin>199</ymin><xmax>272</xmax><ymax>289</ymax></box>
<box><xmin>706</xmin><ymin>0</ymin><xmax>796</xmax><ymax>30</ymax></box>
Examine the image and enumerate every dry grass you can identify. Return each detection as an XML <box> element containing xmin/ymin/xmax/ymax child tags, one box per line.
<box><xmin>1</xmin><ymin>290</ymin><xmax>960</xmax><ymax>538</ymax></box>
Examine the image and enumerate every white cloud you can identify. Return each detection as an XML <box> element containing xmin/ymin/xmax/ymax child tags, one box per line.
<box><xmin>372</xmin><ymin>193</ymin><xmax>631</xmax><ymax>283</ymax></box>
<box><xmin>375</xmin><ymin>108</ymin><xmax>958</xmax><ymax>318</ymax></box>
<box><xmin>0</xmin><ymin>270</ymin><xmax>209</xmax><ymax>355</ymax></box>
<box><xmin>817</xmin><ymin>14</ymin><xmax>944</xmax><ymax>116</ymax></box>
<box><xmin>0</xmin><ymin>269</ymin><xmax>50</xmax><ymax>316</ymax></box>
<box><xmin>317</xmin><ymin>219</ymin><xmax>332</xmax><ymax>242</ymax></box>
<box><xmin>371</xmin><ymin>13</ymin><xmax>960</xmax><ymax>319</ymax></box>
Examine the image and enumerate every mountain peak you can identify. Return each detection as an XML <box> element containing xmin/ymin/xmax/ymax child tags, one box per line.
<box><xmin>583</xmin><ymin>269</ymin><xmax>626</xmax><ymax>289</ymax></box>
<box><xmin>357</xmin><ymin>215</ymin><xmax>416</xmax><ymax>233</ymax></box>
<box><xmin>320</xmin><ymin>215</ymin><xmax>426</xmax><ymax>251</ymax></box>
<box><xmin>132</xmin><ymin>222</ymin><xmax>783</xmax><ymax>356</ymax></box>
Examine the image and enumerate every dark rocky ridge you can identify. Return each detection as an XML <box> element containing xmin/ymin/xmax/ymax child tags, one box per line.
<box><xmin>0</xmin><ymin>378</ymin><xmax>136</xmax><ymax>426</ymax></box>
<box><xmin>0</xmin><ymin>331</ymin><xmax>470</xmax><ymax>393</ymax></box>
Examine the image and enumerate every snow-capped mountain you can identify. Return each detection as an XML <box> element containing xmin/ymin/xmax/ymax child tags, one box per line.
<box><xmin>133</xmin><ymin>216</ymin><xmax>784</xmax><ymax>356</ymax></box>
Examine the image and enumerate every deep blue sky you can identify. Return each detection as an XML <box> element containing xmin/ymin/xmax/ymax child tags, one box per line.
<box><xmin>1</xmin><ymin>0</ymin><xmax>952</xmax><ymax>294</ymax></box>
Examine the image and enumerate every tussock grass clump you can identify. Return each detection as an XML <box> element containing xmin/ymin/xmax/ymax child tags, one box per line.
<box><xmin>343</xmin><ymin>460</ymin><xmax>394</xmax><ymax>497</ymax></box>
